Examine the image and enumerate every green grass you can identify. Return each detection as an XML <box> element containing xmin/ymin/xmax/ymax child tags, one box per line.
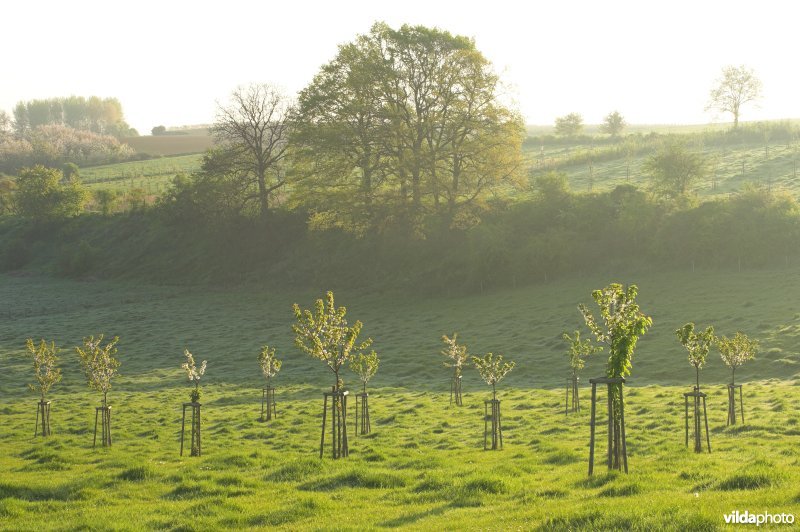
<box><xmin>1</xmin><ymin>269</ymin><xmax>799</xmax><ymax>529</ymax></box>
<box><xmin>79</xmin><ymin>154</ymin><xmax>203</xmax><ymax>193</ymax></box>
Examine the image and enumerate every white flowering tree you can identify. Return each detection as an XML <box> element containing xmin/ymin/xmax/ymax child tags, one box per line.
<box><xmin>76</xmin><ymin>334</ymin><xmax>120</xmax><ymax>406</ymax></box>
<box><xmin>472</xmin><ymin>352</ymin><xmax>515</xmax><ymax>401</ymax></box>
<box><xmin>181</xmin><ymin>349</ymin><xmax>207</xmax><ymax>403</ymax></box>
<box><xmin>292</xmin><ymin>291</ymin><xmax>372</xmax><ymax>391</ymax></box>
<box><xmin>26</xmin><ymin>338</ymin><xmax>62</xmax><ymax>402</ymax></box>
<box><xmin>350</xmin><ymin>350</ymin><xmax>379</xmax><ymax>394</ymax></box>
<box><xmin>717</xmin><ymin>332</ymin><xmax>757</xmax><ymax>385</ymax></box>
<box><xmin>676</xmin><ymin>323</ymin><xmax>715</xmax><ymax>391</ymax></box>
<box><xmin>258</xmin><ymin>345</ymin><xmax>282</xmax><ymax>388</ymax></box>
<box><xmin>562</xmin><ymin>330</ymin><xmax>601</xmax><ymax>380</ymax></box>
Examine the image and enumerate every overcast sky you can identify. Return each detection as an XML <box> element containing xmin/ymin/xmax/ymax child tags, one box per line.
<box><xmin>3</xmin><ymin>0</ymin><xmax>799</xmax><ymax>133</ymax></box>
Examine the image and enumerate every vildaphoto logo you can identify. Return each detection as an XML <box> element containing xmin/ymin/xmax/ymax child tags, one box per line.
<box><xmin>723</xmin><ymin>510</ymin><xmax>795</xmax><ymax>526</ymax></box>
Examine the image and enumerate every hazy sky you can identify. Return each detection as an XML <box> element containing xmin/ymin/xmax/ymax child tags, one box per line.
<box><xmin>4</xmin><ymin>0</ymin><xmax>799</xmax><ymax>133</ymax></box>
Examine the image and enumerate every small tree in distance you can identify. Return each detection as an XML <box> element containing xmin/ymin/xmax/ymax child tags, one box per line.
<box><xmin>350</xmin><ymin>350</ymin><xmax>379</xmax><ymax>394</ymax></box>
<box><xmin>562</xmin><ymin>330</ymin><xmax>601</xmax><ymax>380</ymax></box>
<box><xmin>676</xmin><ymin>323</ymin><xmax>715</xmax><ymax>391</ymax></box>
<box><xmin>76</xmin><ymin>334</ymin><xmax>120</xmax><ymax>407</ymax></box>
<box><xmin>181</xmin><ymin>349</ymin><xmax>207</xmax><ymax>403</ymax></box>
<box><xmin>442</xmin><ymin>333</ymin><xmax>469</xmax><ymax>405</ymax></box>
<box><xmin>472</xmin><ymin>352</ymin><xmax>515</xmax><ymax>401</ymax></box>
<box><xmin>554</xmin><ymin>113</ymin><xmax>584</xmax><ymax>137</ymax></box>
<box><xmin>26</xmin><ymin>338</ymin><xmax>62</xmax><ymax>402</ymax></box>
<box><xmin>600</xmin><ymin>111</ymin><xmax>626</xmax><ymax>137</ymax></box>
<box><xmin>706</xmin><ymin>65</ymin><xmax>762</xmax><ymax>128</ymax></box>
<box><xmin>258</xmin><ymin>345</ymin><xmax>281</xmax><ymax>389</ymax></box>
<box><xmin>717</xmin><ymin>332</ymin><xmax>757</xmax><ymax>385</ymax></box>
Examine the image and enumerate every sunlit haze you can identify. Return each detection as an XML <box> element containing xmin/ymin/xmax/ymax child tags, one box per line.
<box><xmin>4</xmin><ymin>0</ymin><xmax>800</xmax><ymax>133</ymax></box>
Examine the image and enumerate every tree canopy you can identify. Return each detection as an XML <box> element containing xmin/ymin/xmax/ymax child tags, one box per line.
<box><xmin>706</xmin><ymin>65</ymin><xmax>762</xmax><ymax>128</ymax></box>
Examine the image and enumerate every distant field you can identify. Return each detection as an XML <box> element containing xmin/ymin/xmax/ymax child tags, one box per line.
<box><xmin>0</xmin><ymin>269</ymin><xmax>799</xmax><ymax>528</ymax></box>
<box><xmin>123</xmin><ymin>134</ymin><xmax>214</xmax><ymax>156</ymax></box>
<box><xmin>80</xmin><ymin>154</ymin><xmax>203</xmax><ymax>194</ymax></box>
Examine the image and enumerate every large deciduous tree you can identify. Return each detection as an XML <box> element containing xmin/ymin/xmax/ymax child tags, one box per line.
<box><xmin>600</xmin><ymin>111</ymin><xmax>625</xmax><ymax>137</ymax></box>
<box><xmin>706</xmin><ymin>65</ymin><xmax>762</xmax><ymax>128</ymax></box>
<box><xmin>211</xmin><ymin>84</ymin><xmax>295</xmax><ymax>221</ymax></box>
<box><xmin>643</xmin><ymin>141</ymin><xmax>709</xmax><ymax>202</ymax></box>
<box><xmin>293</xmin><ymin>22</ymin><xmax>524</xmax><ymax>233</ymax></box>
<box><xmin>554</xmin><ymin>113</ymin><xmax>584</xmax><ymax>137</ymax></box>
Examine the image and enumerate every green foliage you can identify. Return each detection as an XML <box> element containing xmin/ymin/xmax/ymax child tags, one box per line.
<box><xmin>61</xmin><ymin>162</ymin><xmax>79</xmax><ymax>181</ymax></box>
<box><xmin>554</xmin><ymin>113</ymin><xmax>584</xmax><ymax>137</ymax></box>
<box><xmin>579</xmin><ymin>283</ymin><xmax>652</xmax><ymax>379</ymax></box>
<box><xmin>441</xmin><ymin>333</ymin><xmax>469</xmax><ymax>377</ymax></box>
<box><xmin>93</xmin><ymin>188</ymin><xmax>118</xmax><ymax>216</ymax></box>
<box><xmin>600</xmin><ymin>111</ymin><xmax>626</xmax><ymax>137</ymax></box>
<box><xmin>0</xmin><ymin>177</ymin><xmax>16</xmax><ymax>215</ymax></box>
<box><xmin>14</xmin><ymin>165</ymin><xmax>88</xmax><ymax>220</ymax></box>
<box><xmin>717</xmin><ymin>332</ymin><xmax>758</xmax><ymax>384</ymax></box>
<box><xmin>471</xmin><ymin>352</ymin><xmax>515</xmax><ymax>397</ymax></box>
<box><xmin>561</xmin><ymin>330</ymin><xmax>601</xmax><ymax>376</ymax></box>
<box><xmin>643</xmin><ymin>141</ymin><xmax>709</xmax><ymax>201</ymax></box>
<box><xmin>292</xmin><ymin>291</ymin><xmax>372</xmax><ymax>390</ymax></box>
<box><xmin>25</xmin><ymin>338</ymin><xmax>61</xmax><ymax>400</ymax></box>
<box><xmin>258</xmin><ymin>345</ymin><xmax>282</xmax><ymax>384</ymax></box>
<box><xmin>75</xmin><ymin>334</ymin><xmax>120</xmax><ymax>404</ymax></box>
<box><xmin>675</xmin><ymin>323</ymin><xmax>715</xmax><ymax>388</ymax></box>
<box><xmin>151</xmin><ymin>125</ymin><xmax>167</xmax><ymax>136</ymax></box>
<box><xmin>706</xmin><ymin>65</ymin><xmax>762</xmax><ymax>128</ymax></box>
<box><xmin>350</xmin><ymin>350</ymin><xmax>379</xmax><ymax>392</ymax></box>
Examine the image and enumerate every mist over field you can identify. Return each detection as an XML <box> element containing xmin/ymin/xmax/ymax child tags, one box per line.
<box><xmin>1</xmin><ymin>4</ymin><xmax>800</xmax><ymax>530</ymax></box>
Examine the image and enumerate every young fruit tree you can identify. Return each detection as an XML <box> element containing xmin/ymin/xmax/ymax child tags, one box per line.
<box><xmin>579</xmin><ymin>283</ymin><xmax>652</xmax><ymax>472</ymax></box>
<box><xmin>441</xmin><ymin>333</ymin><xmax>469</xmax><ymax>406</ymax></box>
<box><xmin>472</xmin><ymin>352</ymin><xmax>515</xmax><ymax>450</ymax></box>
<box><xmin>292</xmin><ymin>291</ymin><xmax>372</xmax><ymax>458</ymax></box>
<box><xmin>675</xmin><ymin>323</ymin><xmax>715</xmax><ymax>392</ymax></box>
<box><xmin>562</xmin><ymin>330</ymin><xmax>601</xmax><ymax>413</ymax></box>
<box><xmin>76</xmin><ymin>334</ymin><xmax>120</xmax><ymax>447</ymax></box>
<box><xmin>181</xmin><ymin>349</ymin><xmax>207</xmax><ymax>403</ymax></box>
<box><xmin>258</xmin><ymin>345</ymin><xmax>281</xmax><ymax>421</ymax></box>
<box><xmin>717</xmin><ymin>332</ymin><xmax>757</xmax><ymax>425</ymax></box>
<box><xmin>350</xmin><ymin>350</ymin><xmax>379</xmax><ymax>435</ymax></box>
<box><xmin>180</xmin><ymin>349</ymin><xmax>207</xmax><ymax>457</ymax></box>
<box><xmin>675</xmin><ymin>323</ymin><xmax>715</xmax><ymax>453</ymax></box>
<box><xmin>26</xmin><ymin>338</ymin><xmax>62</xmax><ymax>437</ymax></box>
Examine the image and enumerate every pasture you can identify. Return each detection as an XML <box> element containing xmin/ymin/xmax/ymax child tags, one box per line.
<box><xmin>1</xmin><ymin>268</ymin><xmax>799</xmax><ymax>529</ymax></box>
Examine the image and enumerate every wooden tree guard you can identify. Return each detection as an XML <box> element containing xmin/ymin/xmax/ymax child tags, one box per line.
<box><xmin>726</xmin><ymin>383</ymin><xmax>744</xmax><ymax>425</ymax></box>
<box><xmin>34</xmin><ymin>400</ymin><xmax>51</xmax><ymax>437</ymax></box>
<box><xmin>588</xmin><ymin>377</ymin><xmax>627</xmax><ymax>475</ymax></box>
<box><xmin>684</xmin><ymin>388</ymin><xmax>711</xmax><ymax>453</ymax></box>
<box><xmin>450</xmin><ymin>374</ymin><xmax>463</xmax><ymax>406</ymax></box>
<box><xmin>483</xmin><ymin>399</ymin><xmax>503</xmax><ymax>450</ymax></box>
<box><xmin>565</xmin><ymin>375</ymin><xmax>580</xmax><ymax>414</ymax></box>
<box><xmin>320</xmin><ymin>388</ymin><xmax>349</xmax><ymax>459</ymax></box>
<box><xmin>180</xmin><ymin>402</ymin><xmax>202</xmax><ymax>456</ymax></box>
<box><xmin>93</xmin><ymin>405</ymin><xmax>112</xmax><ymax>447</ymax></box>
<box><xmin>260</xmin><ymin>386</ymin><xmax>276</xmax><ymax>422</ymax></box>
<box><xmin>354</xmin><ymin>392</ymin><xmax>371</xmax><ymax>436</ymax></box>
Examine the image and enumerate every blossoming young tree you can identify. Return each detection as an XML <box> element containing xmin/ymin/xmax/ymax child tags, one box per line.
<box><xmin>717</xmin><ymin>332</ymin><xmax>757</xmax><ymax>425</ymax></box>
<box><xmin>76</xmin><ymin>334</ymin><xmax>120</xmax><ymax>447</ymax></box>
<box><xmin>26</xmin><ymin>338</ymin><xmax>62</xmax><ymax>437</ymax></box>
<box><xmin>676</xmin><ymin>323</ymin><xmax>715</xmax><ymax>453</ymax></box>
<box><xmin>441</xmin><ymin>333</ymin><xmax>469</xmax><ymax>406</ymax></box>
<box><xmin>562</xmin><ymin>330</ymin><xmax>600</xmax><ymax>413</ymax></box>
<box><xmin>350</xmin><ymin>350</ymin><xmax>379</xmax><ymax>435</ymax></box>
<box><xmin>180</xmin><ymin>349</ymin><xmax>207</xmax><ymax>457</ymax></box>
<box><xmin>580</xmin><ymin>283</ymin><xmax>652</xmax><ymax>474</ymax></box>
<box><xmin>293</xmin><ymin>291</ymin><xmax>372</xmax><ymax>458</ymax></box>
<box><xmin>472</xmin><ymin>352</ymin><xmax>515</xmax><ymax>450</ymax></box>
<box><xmin>258</xmin><ymin>345</ymin><xmax>281</xmax><ymax>421</ymax></box>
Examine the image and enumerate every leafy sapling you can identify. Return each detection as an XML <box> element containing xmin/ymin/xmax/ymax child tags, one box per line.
<box><xmin>258</xmin><ymin>345</ymin><xmax>282</xmax><ymax>389</ymax></box>
<box><xmin>442</xmin><ymin>333</ymin><xmax>469</xmax><ymax>405</ymax></box>
<box><xmin>562</xmin><ymin>330</ymin><xmax>601</xmax><ymax>380</ymax></box>
<box><xmin>76</xmin><ymin>334</ymin><xmax>120</xmax><ymax>407</ymax></box>
<box><xmin>717</xmin><ymin>332</ymin><xmax>758</xmax><ymax>386</ymax></box>
<box><xmin>182</xmin><ymin>349</ymin><xmax>207</xmax><ymax>403</ymax></box>
<box><xmin>26</xmin><ymin>338</ymin><xmax>62</xmax><ymax>402</ymax></box>
<box><xmin>472</xmin><ymin>352</ymin><xmax>515</xmax><ymax>401</ymax></box>
<box><xmin>676</xmin><ymin>323</ymin><xmax>715</xmax><ymax>392</ymax></box>
<box><xmin>350</xmin><ymin>350</ymin><xmax>379</xmax><ymax>394</ymax></box>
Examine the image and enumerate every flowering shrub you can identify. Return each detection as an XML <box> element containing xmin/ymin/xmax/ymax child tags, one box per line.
<box><xmin>181</xmin><ymin>349</ymin><xmax>207</xmax><ymax>402</ymax></box>
<box><xmin>76</xmin><ymin>334</ymin><xmax>120</xmax><ymax>406</ymax></box>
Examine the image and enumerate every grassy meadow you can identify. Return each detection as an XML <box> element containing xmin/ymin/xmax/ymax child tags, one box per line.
<box><xmin>80</xmin><ymin>154</ymin><xmax>203</xmax><ymax>194</ymax></box>
<box><xmin>1</xmin><ymin>268</ymin><xmax>800</xmax><ymax>529</ymax></box>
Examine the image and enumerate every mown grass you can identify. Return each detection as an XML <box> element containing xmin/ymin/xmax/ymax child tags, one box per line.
<box><xmin>1</xmin><ymin>270</ymin><xmax>799</xmax><ymax>529</ymax></box>
<box><xmin>79</xmin><ymin>154</ymin><xmax>203</xmax><ymax>194</ymax></box>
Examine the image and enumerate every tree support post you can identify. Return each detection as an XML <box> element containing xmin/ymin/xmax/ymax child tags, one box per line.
<box><xmin>565</xmin><ymin>376</ymin><xmax>580</xmax><ymax>414</ymax></box>
<box><xmin>450</xmin><ymin>375</ymin><xmax>463</xmax><ymax>406</ymax></box>
<box><xmin>726</xmin><ymin>384</ymin><xmax>744</xmax><ymax>426</ymax></box>
<box><xmin>320</xmin><ymin>388</ymin><xmax>349</xmax><ymax>459</ymax></box>
<box><xmin>588</xmin><ymin>377</ymin><xmax>627</xmax><ymax>476</ymax></box>
<box><xmin>260</xmin><ymin>387</ymin><xmax>276</xmax><ymax>422</ymax></box>
<box><xmin>34</xmin><ymin>400</ymin><xmax>52</xmax><ymax>437</ymax></box>
<box><xmin>483</xmin><ymin>399</ymin><xmax>503</xmax><ymax>450</ymax></box>
<box><xmin>354</xmin><ymin>392</ymin><xmax>370</xmax><ymax>436</ymax></box>
<box><xmin>93</xmin><ymin>405</ymin><xmax>112</xmax><ymax>447</ymax></box>
<box><xmin>683</xmin><ymin>389</ymin><xmax>711</xmax><ymax>453</ymax></box>
<box><xmin>181</xmin><ymin>402</ymin><xmax>201</xmax><ymax>456</ymax></box>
